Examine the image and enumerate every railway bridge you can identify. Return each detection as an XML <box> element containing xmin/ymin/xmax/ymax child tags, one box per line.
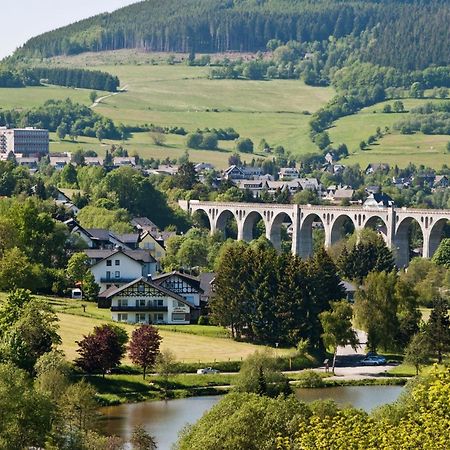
<box><xmin>179</xmin><ymin>200</ymin><xmax>450</xmax><ymax>268</ymax></box>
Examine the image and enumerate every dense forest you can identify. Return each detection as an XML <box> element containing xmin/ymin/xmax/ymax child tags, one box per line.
<box><xmin>13</xmin><ymin>0</ymin><xmax>450</xmax><ymax>71</ymax></box>
<box><xmin>29</xmin><ymin>67</ymin><xmax>119</xmax><ymax>92</ymax></box>
<box><xmin>0</xmin><ymin>67</ymin><xmax>119</xmax><ymax>91</ymax></box>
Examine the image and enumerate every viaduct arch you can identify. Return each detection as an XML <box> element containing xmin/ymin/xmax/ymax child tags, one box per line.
<box><xmin>180</xmin><ymin>200</ymin><xmax>450</xmax><ymax>268</ymax></box>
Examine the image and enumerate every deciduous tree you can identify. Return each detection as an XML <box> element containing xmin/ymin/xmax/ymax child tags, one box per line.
<box><xmin>320</xmin><ymin>301</ymin><xmax>358</xmax><ymax>373</ymax></box>
<box><xmin>76</xmin><ymin>324</ymin><xmax>127</xmax><ymax>376</ymax></box>
<box><xmin>128</xmin><ymin>325</ymin><xmax>162</xmax><ymax>379</ymax></box>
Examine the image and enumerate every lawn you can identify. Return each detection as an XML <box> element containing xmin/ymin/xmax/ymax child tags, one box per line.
<box><xmin>0</xmin><ymin>84</ymin><xmax>106</xmax><ymax>110</ymax></box>
<box><xmin>49</xmin><ymin>297</ymin><xmax>289</xmax><ymax>363</ymax></box>
<box><xmin>0</xmin><ymin>293</ymin><xmax>286</xmax><ymax>363</ymax></box>
<box><xmin>330</xmin><ymin>98</ymin><xmax>450</xmax><ymax>169</ymax></box>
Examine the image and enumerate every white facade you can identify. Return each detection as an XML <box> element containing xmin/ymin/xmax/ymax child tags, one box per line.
<box><xmin>90</xmin><ymin>252</ymin><xmax>147</xmax><ymax>291</ymax></box>
<box><xmin>153</xmin><ymin>273</ymin><xmax>202</xmax><ymax>307</ymax></box>
<box><xmin>107</xmin><ymin>279</ymin><xmax>191</xmax><ymax>325</ymax></box>
<box><xmin>0</xmin><ymin>128</ymin><xmax>49</xmax><ymax>156</ymax></box>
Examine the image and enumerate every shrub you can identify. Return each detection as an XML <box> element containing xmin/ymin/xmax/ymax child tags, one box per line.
<box><xmin>198</xmin><ymin>315</ymin><xmax>210</xmax><ymax>325</ymax></box>
<box><xmin>236</xmin><ymin>138</ymin><xmax>254</xmax><ymax>153</ymax></box>
<box><xmin>294</xmin><ymin>370</ymin><xmax>325</xmax><ymax>388</ymax></box>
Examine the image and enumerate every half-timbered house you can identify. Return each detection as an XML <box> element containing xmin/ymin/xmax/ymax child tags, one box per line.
<box><xmin>99</xmin><ymin>277</ymin><xmax>192</xmax><ymax>325</ymax></box>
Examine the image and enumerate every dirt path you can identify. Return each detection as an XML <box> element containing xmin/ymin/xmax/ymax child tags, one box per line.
<box><xmin>90</xmin><ymin>85</ymin><xmax>128</xmax><ymax>108</ymax></box>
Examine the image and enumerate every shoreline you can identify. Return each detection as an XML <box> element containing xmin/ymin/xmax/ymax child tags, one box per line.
<box><xmin>94</xmin><ymin>372</ymin><xmax>410</xmax><ymax>406</ymax></box>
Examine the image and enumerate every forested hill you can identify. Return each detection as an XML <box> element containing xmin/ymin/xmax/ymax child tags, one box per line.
<box><xmin>15</xmin><ymin>0</ymin><xmax>450</xmax><ymax>71</ymax></box>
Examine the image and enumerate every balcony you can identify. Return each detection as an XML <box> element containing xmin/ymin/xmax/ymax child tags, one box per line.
<box><xmin>111</xmin><ymin>305</ymin><xmax>168</xmax><ymax>312</ymax></box>
<box><xmin>100</xmin><ymin>278</ymin><xmax>137</xmax><ymax>284</ymax></box>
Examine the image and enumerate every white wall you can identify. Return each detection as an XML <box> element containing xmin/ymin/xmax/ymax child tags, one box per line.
<box><xmin>111</xmin><ymin>293</ymin><xmax>190</xmax><ymax>325</ymax></box>
<box><xmin>91</xmin><ymin>254</ymin><xmax>143</xmax><ymax>291</ymax></box>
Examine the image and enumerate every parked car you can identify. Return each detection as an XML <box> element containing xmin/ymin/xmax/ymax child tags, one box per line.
<box><xmin>360</xmin><ymin>356</ymin><xmax>386</xmax><ymax>366</ymax></box>
<box><xmin>196</xmin><ymin>367</ymin><xmax>220</xmax><ymax>374</ymax></box>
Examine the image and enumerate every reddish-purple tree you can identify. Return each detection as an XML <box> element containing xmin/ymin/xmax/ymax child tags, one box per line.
<box><xmin>76</xmin><ymin>324</ymin><xmax>127</xmax><ymax>377</ymax></box>
<box><xmin>128</xmin><ymin>325</ymin><xmax>162</xmax><ymax>379</ymax></box>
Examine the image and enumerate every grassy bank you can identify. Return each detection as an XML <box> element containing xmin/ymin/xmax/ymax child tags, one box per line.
<box><xmin>86</xmin><ymin>372</ymin><xmax>236</xmax><ymax>405</ymax></box>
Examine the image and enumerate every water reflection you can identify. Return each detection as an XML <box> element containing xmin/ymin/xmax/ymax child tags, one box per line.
<box><xmin>295</xmin><ymin>385</ymin><xmax>403</xmax><ymax>411</ymax></box>
<box><xmin>100</xmin><ymin>386</ymin><xmax>403</xmax><ymax>448</ymax></box>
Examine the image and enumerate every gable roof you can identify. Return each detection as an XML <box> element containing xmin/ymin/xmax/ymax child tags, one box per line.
<box><xmin>85</xmin><ymin>248</ymin><xmax>156</xmax><ymax>265</ymax></box>
<box><xmin>98</xmin><ymin>277</ymin><xmax>191</xmax><ymax>305</ymax></box>
<box><xmin>132</xmin><ymin>217</ymin><xmax>160</xmax><ymax>231</ymax></box>
<box><xmin>152</xmin><ymin>271</ymin><xmax>203</xmax><ymax>293</ymax></box>
<box><xmin>115</xmin><ymin>233</ymin><xmax>140</xmax><ymax>245</ymax></box>
<box><xmin>199</xmin><ymin>272</ymin><xmax>216</xmax><ymax>299</ymax></box>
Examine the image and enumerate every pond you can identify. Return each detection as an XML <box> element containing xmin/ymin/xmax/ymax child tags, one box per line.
<box><xmin>295</xmin><ymin>385</ymin><xmax>404</xmax><ymax>412</ymax></box>
<box><xmin>100</xmin><ymin>385</ymin><xmax>403</xmax><ymax>449</ymax></box>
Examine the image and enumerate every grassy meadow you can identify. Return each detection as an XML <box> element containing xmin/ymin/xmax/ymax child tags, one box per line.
<box><xmin>330</xmin><ymin>98</ymin><xmax>450</xmax><ymax>169</ymax></box>
<box><xmin>46</xmin><ymin>296</ymin><xmax>290</xmax><ymax>363</ymax></box>
<box><xmin>0</xmin><ymin>84</ymin><xmax>106</xmax><ymax>109</ymax></box>
<box><xmin>2</xmin><ymin>50</ymin><xmax>449</xmax><ymax>168</ymax></box>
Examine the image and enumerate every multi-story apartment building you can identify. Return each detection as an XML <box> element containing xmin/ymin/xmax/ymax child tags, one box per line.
<box><xmin>0</xmin><ymin>127</ymin><xmax>49</xmax><ymax>156</ymax></box>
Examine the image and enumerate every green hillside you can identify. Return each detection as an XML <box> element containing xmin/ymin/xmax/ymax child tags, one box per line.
<box><xmin>330</xmin><ymin>98</ymin><xmax>450</xmax><ymax>169</ymax></box>
<box><xmin>14</xmin><ymin>0</ymin><xmax>450</xmax><ymax>71</ymax></box>
<box><xmin>47</xmin><ymin>63</ymin><xmax>333</xmax><ymax>167</ymax></box>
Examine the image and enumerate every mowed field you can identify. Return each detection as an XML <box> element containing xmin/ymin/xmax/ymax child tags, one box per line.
<box><xmin>0</xmin><ymin>84</ymin><xmax>106</xmax><ymax>109</ymax></box>
<box><xmin>4</xmin><ymin>56</ymin><xmax>334</xmax><ymax>167</ymax></box>
<box><xmin>330</xmin><ymin>99</ymin><xmax>450</xmax><ymax>169</ymax></box>
<box><xmin>92</xmin><ymin>64</ymin><xmax>334</xmax><ymax>162</ymax></box>
<box><xmin>48</xmin><ymin>298</ymin><xmax>287</xmax><ymax>363</ymax></box>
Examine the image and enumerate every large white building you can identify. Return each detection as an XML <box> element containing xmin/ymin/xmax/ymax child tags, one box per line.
<box><xmin>99</xmin><ymin>278</ymin><xmax>192</xmax><ymax>325</ymax></box>
<box><xmin>0</xmin><ymin>127</ymin><xmax>49</xmax><ymax>156</ymax></box>
<box><xmin>85</xmin><ymin>248</ymin><xmax>157</xmax><ymax>292</ymax></box>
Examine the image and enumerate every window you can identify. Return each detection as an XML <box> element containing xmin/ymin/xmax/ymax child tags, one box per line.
<box><xmin>115</xmin><ymin>260</ymin><xmax>120</xmax><ymax>266</ymax></box>
<box><xmin>106</xmin><ymin>260</ymin><xmax>112</xmax><ymax>266</ymax></box>
<box><xmin>157</xmin><ymin>299</ymin><xmax>164</xmax><ymax>307</ymax></box>
<box><xmin>136</xmin><ymin>299</ymin><xmax>146</xmax><ymax>307</ymax></box>
<box><xmin>138</xmin><ymin>284</ymin><xmax>145</xmax><ymax>293</ymax></box>
<box><xmin>118</xmin><ymin>299</ymin><xmax>128</xmax><ymax>307</ymax></box>
<box><xmin>172</xmin><ymin>313</ymin><xmax>186</xmax><ymax>322</ymax></box>
<box><xmin>136</xmin><ymin>313</ymin><xmax>146</xmax><ymax>323</ymax></box>
<box><xmin>154</xmin><ymin>313</ymin><xmax>164</xmax><ymax>322</ymax></box>
<box><xmin>106</xmin><ymin>271</ymin><xmax>111</xmax><ymax>280</ymax></box>
<box><xmin>115</xmin><ymin>271</ymin><xmax>120</xmax><ymax>278</ymax></box>
<box><xmin>117</xmin><ymin>313</ymin><xmax>128</xmax><ymax>322</ymax></box>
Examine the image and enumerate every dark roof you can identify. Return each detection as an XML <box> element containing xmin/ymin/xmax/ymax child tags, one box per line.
<box><xmin>85</xmin><ymin>248</ymin><xmax>156</xmax><ymax>264</ymax></box>
<box><xmin>98</xmin><ymin>277</ymin><xmax>190</xmax><ymax>305</ymax></box>
<box><xmin>371</xmin><ymin>192</ymin><xmax>393</xmax><ymax>203</ymax></box>
<box><xmin>340</xmin><ymin>280</ymin><xmax>356</xmax><ymax>293</ymax></box>
<box><xmin>154</xmin><ymin>231</ymin><xmax>177</xmax><ymax>242</ymax></box>
<box><xmin>115</xmin><ymin>233</ymin><xmax>140</xmax><ymax>244</ymax></box>
<box><xmin>199</xmin><ymin>272</ymin><xmax>216</xmax><ymax>299</ymax></box>
<box><xmin>131</xmin><ymin>217</ymin><xmax>159</xmax><ymax>230</ymax></box>
<box><xmin>152</xmin><ymin>271</ymin><xmax>203</xmax><ymax>293</ymax></box>
<box><xmin>86</xmin><ymin>228</ymin><xmax>113</xmax><ymax>241</ymax></box>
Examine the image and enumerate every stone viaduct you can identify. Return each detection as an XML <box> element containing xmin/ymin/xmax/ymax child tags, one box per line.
<box><xmin>179</xmin><ymin>200</ymin><xmax>450</xmax><ymax>268</ymax></box>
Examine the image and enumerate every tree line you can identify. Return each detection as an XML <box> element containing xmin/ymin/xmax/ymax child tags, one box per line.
<box><xmin>211</xmin><ymin>239</ymin><xmax>345</xmax><ymax>348</ymax></box>
<box><xmin>14</xmin><ymin>1</ymin><xmax>450</xmax><ymax>71</ymax></box>
<box><xmin>0</xmin><ymin>66</ymin><xmax>120</xmax><ymax>92</ymax></box>
<box><xmin>30</xmin><ymin>67</ymin><xmax>120</xmax><ymax>92</ymax></box>
<box><xmin>0</xmin><ymin>98</ymin><xmax>119</xmax><ymax>140</ymax></box>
